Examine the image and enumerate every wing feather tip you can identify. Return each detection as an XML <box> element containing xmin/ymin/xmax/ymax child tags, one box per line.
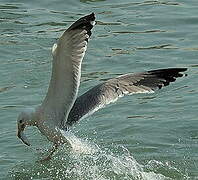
<box><xmin>67</xmin><ymin>13</ymin><xmax>96</xmax><ymax>37</ymax></box>
<box><xmin>148</xmin><ymin>67</ymin><xmax>187</xmax><ymax>89</ymax></box>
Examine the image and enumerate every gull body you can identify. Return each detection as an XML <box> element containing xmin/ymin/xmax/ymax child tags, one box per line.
<box><xmin>17</xmin><ymin>13</ymin><xmax>187</xmax><ymax>160</ymax></box>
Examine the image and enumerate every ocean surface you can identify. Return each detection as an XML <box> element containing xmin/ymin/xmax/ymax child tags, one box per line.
<box><xmin>0</xmin><ymin>0</ymin><xmax>197</xmax><ymax>179</ymax></box>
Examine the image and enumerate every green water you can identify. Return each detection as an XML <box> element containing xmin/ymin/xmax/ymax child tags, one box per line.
<box><xmin>0</xmin><ymin>0</ymin><xmax>197</xmax><ymax>179</ymax></box>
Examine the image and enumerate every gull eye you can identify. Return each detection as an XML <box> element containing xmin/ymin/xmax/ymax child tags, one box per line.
<box><xmin>19</xmin><ymin>119</ymin><xmax>23</xmax><ymax>124</ymax></box>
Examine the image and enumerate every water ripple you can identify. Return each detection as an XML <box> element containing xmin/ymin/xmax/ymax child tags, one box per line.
<box><xmin>0</xmin><ymin>85</ymin><xmax>16</xmax><ymax>93</ymax></box>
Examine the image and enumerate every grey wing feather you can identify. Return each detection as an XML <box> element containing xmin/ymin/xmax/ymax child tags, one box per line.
<box><xmin>67</xmin><ymin>68</ymin><xmax>187</xmax><ymax>126</ymax></box>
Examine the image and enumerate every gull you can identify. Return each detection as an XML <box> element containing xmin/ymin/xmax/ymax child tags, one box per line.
<box><xmin>17</xmin><ymin>13</ymin><xmax>187</xmax><ymax>160</ymax></box>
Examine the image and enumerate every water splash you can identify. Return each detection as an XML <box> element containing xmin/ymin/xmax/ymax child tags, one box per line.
<box><xmin>60</xmin><ymin>130</ymin><xmax>99</xmax><ymax>154</ymax></box>
<box><xmin>10</xmin><ymin>133</ymin><xmax>172</xmax><ymax>180</ymax></box>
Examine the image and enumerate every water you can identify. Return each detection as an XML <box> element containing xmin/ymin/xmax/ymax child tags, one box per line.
<box><xmin>0</xmin><ymin>0</ymin><xmax>197</xmax><ymax>179</ymax></box>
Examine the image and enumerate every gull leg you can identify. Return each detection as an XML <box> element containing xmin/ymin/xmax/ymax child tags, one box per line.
<box><xmin>39</xmin><ymin>144</ymin><xmax>59</xmax><ymax>162</ymax></box>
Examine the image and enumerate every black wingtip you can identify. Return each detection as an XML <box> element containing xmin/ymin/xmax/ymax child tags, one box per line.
<box><xmin>67</xmin><ymin>13</ymin><xmax>96</xmax><ymax>37</ymax></box>
<box><xmin>149</xmin><ymin>68</ymin><xmax>188</xmax><ymax>77</ymax></box>
<box><xmin>148</xmin><ymin>68</ymin><xmax>188</xmax><ymax>88</ymax></box>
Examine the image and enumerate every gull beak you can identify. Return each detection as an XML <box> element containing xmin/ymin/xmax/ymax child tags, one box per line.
<box><xmin>17</xmin><ymin>124</ymin><xmax>31</xmax><ymax>146</ymax></box>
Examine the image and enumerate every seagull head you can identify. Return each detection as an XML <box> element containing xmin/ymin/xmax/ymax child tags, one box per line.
<box><xmin>17</xmin><ymin>108</ymin><xmax>36</xmax><ymax>146</ymax></box>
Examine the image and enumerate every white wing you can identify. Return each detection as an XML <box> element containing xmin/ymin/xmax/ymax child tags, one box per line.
<box><xmin>41</xmin><ymin>13</ymin><xmax>95</xmax><ymax>128</ymax></box>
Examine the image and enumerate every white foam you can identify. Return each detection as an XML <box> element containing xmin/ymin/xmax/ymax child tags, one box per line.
<box><xmin>57</xmin><ymin>131</ymin><xmax>168</xmax><ymax>180</ymax></box>
<box><xmin>11</xmin><ymin>134</ymin><xmax>173</xmax><ymax>180</ymax></box>
<box><xmin>60</xmin><ymin>130</ymin><xmax>99</xmax><ymax>154</ymax></box>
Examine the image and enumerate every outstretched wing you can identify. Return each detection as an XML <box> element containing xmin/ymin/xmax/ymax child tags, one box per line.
<box><xmin>41</xmin><ymin>13</ymin><xmax>95</xmax><ymax>128</ymax></box>
<box><xmin>67</xmin><ymin>68</ymin><xmax>187</xmax><ymax>125</ymax></box>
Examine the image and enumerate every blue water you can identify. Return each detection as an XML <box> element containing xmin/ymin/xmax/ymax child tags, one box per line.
<box><xmin>0</xmin><ymin>0</ymin><xmax>197</xmax><ymax>179</ymax></box>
